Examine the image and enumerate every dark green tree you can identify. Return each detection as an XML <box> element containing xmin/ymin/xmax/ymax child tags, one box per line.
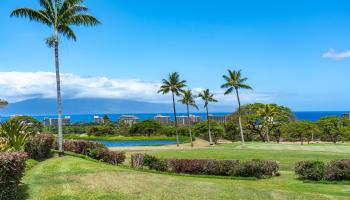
<box><xmin>281</xmin><ymin>120</ymin><xmax>319</xmax><ymax>145</ymax></box>
<box><xmin>129</xmin><ymin>120</ymin><xmax>162</xmax><ymax>136</ymax></box>
<box><xmin>317</xmin><ymin>116</ymin><xmax>350</xmax><ymax>143</ymax></box>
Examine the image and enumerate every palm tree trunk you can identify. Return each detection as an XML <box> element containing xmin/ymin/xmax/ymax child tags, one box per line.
<box><xmin>266</xmin><ymin>124</ymin><xmax>270</xmax><ymax>142</ymax></box>
<box><xmin>55</xmin><ymin>32</ymin><xmax>64</xmax><ymax>157</ymax></box>
<box><xmin>206</xmin><ymin>103</ymin><xmax>213</xmax><ymax>145</ymax></box>
<box><xmin>235</xmin><ymin>88</ymin><xmax>245</xmax><ymax>145</ymax></box>
<box><xmin>186</xmin><ymin>104</ymin><xmax>193</xmax><ymax>148</ymax></box>
<box><xmin>172</xmin><ymin>92</ymin><xmax>179</xmax><ymax>147</ymax></box>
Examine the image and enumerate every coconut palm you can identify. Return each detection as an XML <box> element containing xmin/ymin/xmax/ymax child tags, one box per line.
<box><xmin>257</xmin><ymin>104</ymin><xmax>279</xmax><ymax>142</ymax></box>
<box><xmin>198</xmin><ymin>89</ymin><xmax>218</xmax><ymax>145</ymax></box>
<box><xmin>178</xmin><ymin>89</ymin><xmax>198</xmax><ymax>147</ymax></box>
<box><xmin>11</xmin><ymin>0</ymin><xmax>100</xmax><ymax>156</ymax></box>
<box><xmin>158</xmin><ymin>72</ymin><xmax>186</xmax><ymax>146</ymax></box>
<box><xmin>221</xmin><ymin>69</ymin><xmax>252</xmax><ymax>145</ymax></box>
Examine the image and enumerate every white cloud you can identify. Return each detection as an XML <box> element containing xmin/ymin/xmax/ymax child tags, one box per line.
<box><xmin>322</xmin><ymin>49</ymin><xmax>350</xmax><ymax>60</ymax></box>
<box><xmin>0</xmin><ymin>71</ymin><xmax>276</xmax><ymax>105</ymax></box>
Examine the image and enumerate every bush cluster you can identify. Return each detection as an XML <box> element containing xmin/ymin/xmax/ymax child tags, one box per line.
<box><xmin>235</xmin><ymin>159</ymin><xmax>280</xmax><ymax>178</ymax></box>
<box><xmin>0</xmin><ymin>152</ymin><xmax>27</xmax><ymax>200</ymax></box>
<box><xmin>295</xmin><ymin>160</ymin><xmax>350</xmax><ymax>181</ymax></box>
<box><xmin>24</xmin><ymin>134</ymin><xmax>54</xmax><ymax>160</ymax></box>
<box><xmin>62</xmin><ymin>140</ymin><xmax>125</xmax><ymax>165</ymax></box>
<box><xmin>130</xmin><ymin>154</ymin><xmax>279</xmax><ymax>178</ymax></box>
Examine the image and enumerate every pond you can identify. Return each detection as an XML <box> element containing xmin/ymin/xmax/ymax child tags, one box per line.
<box><xmin>93</xmin><ymin>140</ymin><xmax>178</xmax><ymax>147</ymax></box>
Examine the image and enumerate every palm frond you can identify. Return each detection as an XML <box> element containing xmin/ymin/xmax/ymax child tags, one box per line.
<box><xmin>66</xmin><ymin>14</ymin><xmax>100</xmax><ymax>26</ymax></box>
<box><xmin>58</xmin><ymin>24</ymin><xmax>77</xmax><ymax>40</ymax></box>
<box><xmin>11</xmin><ymin>8</ymin><xmax>52</xmax><ymax>26</ymax></box>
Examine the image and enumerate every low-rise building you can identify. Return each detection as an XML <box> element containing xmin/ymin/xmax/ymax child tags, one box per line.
<box><xmin>119</xmin><ymin>115</ymin><xmax>139</xmax><ymax>126</ymax></box>
<box><xmin>93</xmin><ymin>115</ymin><xmax>104</xmax><ymax>124</ymax></box>
<box><xmin>43</xmin><ymin>116</ymin><xmax>71</xmax><ymax>126</ymax></box>
<box><xmin>176</xmin><ymin>114</ymin><xmax>202</xmax><ymax>126</ymax></box>
<box><xmin>154</xmin><ymin>114</ymin><xmax>171</xmax><ymax>125</ymax></box>
<box><xmin>208</xmin><ymin>114</ymin><xmax>228</xmax><ymax>124</ymax></box>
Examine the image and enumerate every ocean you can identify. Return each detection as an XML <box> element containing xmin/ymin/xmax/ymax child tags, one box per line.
<box><xmin>1</xmin><ymin>111</ymin><xmax>349</xmax><ymax>123</ymax></box>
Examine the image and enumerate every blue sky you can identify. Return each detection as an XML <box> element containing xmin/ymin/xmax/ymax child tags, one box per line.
<box><xmin>0</xmin><ymin>0</ymin><xmax>350</xmax><ymax>111</ymax></box>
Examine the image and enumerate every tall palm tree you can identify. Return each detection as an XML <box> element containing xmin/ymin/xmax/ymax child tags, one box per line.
<box><xmin>198</xmin><ymin>89</ymin><xmax>218</xmax><ymax>145</ymax></box>
<box><xmin>257</xmin><ymin>104</ymin><xmax>279</xmax><ymax>142</ymax></box>
<box><xmin>221</xmin><ymin>69</ymin><xmax>252</xmax><ymax>145</ymax></box>
<box><xmin>158</xmin><ymin>72</ymin><xmax>186</xmax><ymax>146</ymax></box>
<box><xmin>178</xmin><ymin>89</ymin><xmax>198</xmax><ymax>148</ymax></box>
<box><xmin>11</xmin><ymin>0</ymin><xmax>100</xmax><ymax>156</ymax></box>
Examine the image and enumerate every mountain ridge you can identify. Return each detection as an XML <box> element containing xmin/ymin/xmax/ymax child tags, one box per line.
<box><xmin>0</xmin><ymin>98</ymin><xmax>233</xmax><ymax>116</ymax></box>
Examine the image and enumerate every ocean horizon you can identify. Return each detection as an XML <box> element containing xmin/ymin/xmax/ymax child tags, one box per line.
<box><xmin>1</xmin><ymin>111</ymin><xmax>349</xmax><ymax>123</ymax></box>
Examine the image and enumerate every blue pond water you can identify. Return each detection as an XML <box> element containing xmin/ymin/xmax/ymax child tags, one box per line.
<box><xmin>94</xmin><ymin>140</ymin><xmax>177</xmax><ymax>147</ymax></box>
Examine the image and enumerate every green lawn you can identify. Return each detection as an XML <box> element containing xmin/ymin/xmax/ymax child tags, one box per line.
<box><xmin>20</xmin><ymin>143</ymin><xmax>350</xmax><ymax>200</ymax></box>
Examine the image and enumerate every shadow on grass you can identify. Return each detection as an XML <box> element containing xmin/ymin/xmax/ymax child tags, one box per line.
<box><xmin>17</xmin><ymin>184</ymin><xmax>29</xmax><ymax>200</ymax></box>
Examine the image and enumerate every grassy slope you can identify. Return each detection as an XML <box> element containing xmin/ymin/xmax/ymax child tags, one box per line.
<box><xmin>21</xmin><ymin>143</ymin><xmax>350</xmax><ymax>200</ymax></box>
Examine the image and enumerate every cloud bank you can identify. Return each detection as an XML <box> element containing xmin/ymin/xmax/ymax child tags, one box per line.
<box><xmin>322</xmin><ymin>49</ymin><xmax>350</xmax><ymax>60</ymax></box>
<box><xmin>0</xmin><ymin>71</ymin><xmax>275</xmax><ymax>104</ymax></box>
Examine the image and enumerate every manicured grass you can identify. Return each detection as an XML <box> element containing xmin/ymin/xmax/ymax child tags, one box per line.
<box><xmin>144</xmin><ymin>142</ymin><xmax>350</xmax><ymax>171</ymax></box>
<box><xmin>62</xmin><ymin>134</ymin><xmax>188</xmax><ymax>142</ymax></box>
<box><xmin>20</xmin><ymin>143</ymin><xmax>350</xmax><ymax>199</ymax></box>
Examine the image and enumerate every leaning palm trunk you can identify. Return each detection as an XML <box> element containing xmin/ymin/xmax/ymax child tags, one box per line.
<box><xmin>172</xmin><ymin>92</ymin><xmax>179</xmax><ymax>147</ymax></box>
<box><xmin>235</xmin><ymin>88</ymin><xmax>245</xmax><ymax>145</ymax></box>
<box><xmin>186</xmin><ymin>104</ymin><xmax>194</xmax><ymax>147</ymax></box>
<box><xmin>206</xmin><ymin>104</ymin><xmax>213</xmax><ymax>145</ymax></box>
<box><xmin>55</xmin><ymin>34</ymin><xmax>64</xmax><ymax>156</ymax></box>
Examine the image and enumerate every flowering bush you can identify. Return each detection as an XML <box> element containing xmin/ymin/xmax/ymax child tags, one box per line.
<box><xmin>325</xmin><ymin>160</ymin><xmax>350</xmax><ymax>181</ymax></box>
<box><xmin>295</xmin><ymin>161</ymin><xmax>326</xmax><ymax>181</ymax></box>
<box><xmin>24</xmin><ymin>134</ymin><xmax>54</xmax><ymax>160</ymax></box>
<box><xmin>0</xmin><ymin>152</ymin><xmax>27</xmax><ymax>200</ymax></box>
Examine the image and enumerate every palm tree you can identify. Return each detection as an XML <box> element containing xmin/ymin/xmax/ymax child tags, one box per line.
<box><xmin>11</xmin><ymin>0</ymin><xmax>100</xmax><ymax>156</ymax></box>
<box><xmin>221</xmin><ymin>69</ymin><xmax>252</xmax><ymax>145</ymax></box>
<box><xmin>198</xmin><ymin>89</ymin><xmax>218</xmax><ymax>145</ymax></box>
<box><xmin>178</xmin><ymin>89</ymin><xmax>198</xmax><ymax>147</ymax></box>
<box><xmin>257</xmin><ymin>104</ymin><xmax>279</xmax><ymax>142</ymax></box>
<box><xmin>158</xmin><ymin>72</ymin><xmax>186</xmax><ymax>146</ymax></box>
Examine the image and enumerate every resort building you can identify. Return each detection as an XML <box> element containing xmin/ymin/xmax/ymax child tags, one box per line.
<box><xmin>93</xmin><ymin>115</ymin><xmax>104</xmax><ymax>124</ymax></box>
<box><xmin>208</xmin><ymin>114</ymin><xmax>228</xmax><ymax>124</ymax></box>
<box><xmin>154</xmin><ymin>114</ymin><xmax>171</xmax><ymax>125</ymax></box>
<box><xmin>119</xmin><ymin>115</ymin><xmax>139</xmax><ymax>126</ymax></box>
<box><xmin>176</xmin><ymin>114</ymin><xmax>202</xmax><ymax>126</ymax></box>
<box><xmin>43</xmin><ymin>116</ymin><xmax>71</xmax><ymax>127</ymax></box>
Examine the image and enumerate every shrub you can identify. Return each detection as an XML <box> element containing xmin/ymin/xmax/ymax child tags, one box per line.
<box><xmin>234</xmin><ymin>160</ymin><xmax>279</xmax><ymax>178</ymax></box>
<box><xmin>62</xmin><ymin>140</ymin><xmax>108</xmax><ymax>158</ymax></box>
<box><xmin>143</xmin><ymin>154</ymin><xmax>168</xmax><ymax>171</ymax></box>
<box><xmin>295</xmin><ymin>161</ymin><xmax>326</xmax><ymax>181</ymax></box>
<box><xmin>98</xmin><ymin>150</ymin><xmax>126</xmax><ymax>165</ymax></box>
<box><xmin>24</xmin><ymin>134</ymin><xmax>54</xmax><ymax>160</ymax></box>
<box><xmin>325</xmin><ymin>160</ymin><xmax>350</xmax><ymax>181</ymax></box>
<box><xmin>0</xmin><ymin>137</ymin><xmax>10</xmax><ymax>152</ymax></box>
<box><xmin>205</xmin><ymin>160</ymin><xmax>240</xmax><ymax>176</ymax></box>
<box><xmin>131</xmin><ymin>153</ymin><xmax>145</xmax><ymax>168</ymax></box>
<box><xmin>0</xmin><ymin>152</ymin><xmax>27</xmax><ymax>200</ymax></box>
<box><xmin>62</xmin><ymin>140</ymin><xmax>125</xmax><ymax>165</ymax></box>
<box><xmin>168</xmin><ymin>159</ymin><xmax>240</xmax><ymax>176</ymax></box>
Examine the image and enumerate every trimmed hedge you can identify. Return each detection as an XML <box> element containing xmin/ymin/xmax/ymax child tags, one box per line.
<box><xmin>325</xmin><ymin>160</ymin><xmax>350</xmax><ymax>181</ymax></box>
<box><xmin>295</xmin><ymin>161</ymin><xmax>325</xmax><ymax>181</ymax></box>
<box><xmin>0</xmin><ymin>152</ymin><xmax>27</xmax><ymax>200</ymax></box>
<box><xmin>61</xmin><ymin>140</ymin><xmax>125</xmax><ymax>165</ymax></box>
<box><xmin>295</xmin><ymin>160</ymin><xmax>350</xmax><ymax>181</ymax></box>
<box><xmin>235</xmin><ymin>159</ymin><xmax>280</xmax><ymax>178</ymax></box>
<box><xmin>25</xmin><ymin>134</ymin><xmax>54</xmax><ymax>160</ymax></box>
<box><xmin>130</xmin><ymin>154</ymin><xmax>279</xmax><ymax>178</ymax></box>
